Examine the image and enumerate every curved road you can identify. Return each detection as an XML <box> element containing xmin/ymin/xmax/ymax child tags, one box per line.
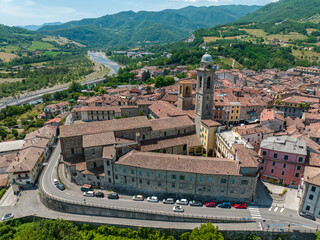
<box><xmin>40</xmin><ymin>136</ymin><xmax>320</xmax><ymax>231</ymax></box>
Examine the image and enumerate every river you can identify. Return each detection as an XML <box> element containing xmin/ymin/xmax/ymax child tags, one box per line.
<box><xmin>88</xmin><ymin>51</ymin><xmax>122</xmax><ymax>75</ymax></box>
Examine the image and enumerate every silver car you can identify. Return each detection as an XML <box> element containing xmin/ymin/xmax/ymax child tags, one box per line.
<box><xmin>173</xmin><ymin>206</ymin><xmax>184</xmax><ymax>212</ymax></box>
<box><xmin>2</xmin><ymin>213</ymin><xmax>14</xmax><ymax>221</ymax></box>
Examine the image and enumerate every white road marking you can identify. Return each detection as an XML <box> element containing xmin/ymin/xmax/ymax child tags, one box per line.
<box><xmin>274</xmin><ymin>207</ymin><xmax>278</xmax><ymax>212</ymax></box>
<box><xmin>249</xmin><ymin>206</ymin><xmax>262</xmax><ymax>220</ymax></box>
<box><xmin>258</xmin><ymin>222</ymin><xmax>263</xmax><ymax>230</ymax></box>
<box><xmin>280</xmin><ymin>208</ymin><xmax>284</xmax><ymax>213</ymax></box>
<box><xmin>269</xmin><ymin>207</ymin><xmax>272</xmax><ymax>211</ymax></box>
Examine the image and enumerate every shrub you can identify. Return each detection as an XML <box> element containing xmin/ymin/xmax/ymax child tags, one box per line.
<box><xmin>0</xmin><ymin>188</ymin><xmax>6</xmax><ymax>200</ymax></box>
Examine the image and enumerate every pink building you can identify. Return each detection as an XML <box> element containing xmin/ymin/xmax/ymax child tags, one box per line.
<box><xmin>259</xmin><ymin>136</ymin><xmax>307</xmax><ymax>187</ymax></box>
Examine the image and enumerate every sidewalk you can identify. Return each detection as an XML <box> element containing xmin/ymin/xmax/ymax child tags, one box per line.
<box><xmin>253</xmin><ymin>180</ymin><xmax>273</xmax><ymax>207</ymax></box>
<box><xmin>263</xmin><ymin>182</ymin><xmax>299</xmax><ymax>211</ymax></box>
<box><xmin>0</xmin><ymin>186</ymin><xmax>17</xmax><ymax>207</ymax></box>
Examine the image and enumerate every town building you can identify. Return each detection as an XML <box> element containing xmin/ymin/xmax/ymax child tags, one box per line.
<box><xmin>44</xmin><ymin>102</ymin><xmax>69</xmax><ymax>119</ymax></box>
<box><xmin>259</xmin><ymin>136</ymin><xmax>307</xmax><ymax>186</ymax></box>
<box><xmin>260</xmin><ymin>109</ymin><xmax>285</xmax><ymax>132</ymax></box>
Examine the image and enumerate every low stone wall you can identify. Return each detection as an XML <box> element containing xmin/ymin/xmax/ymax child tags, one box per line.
<box><xmin>39</xmin><ymin>187</ymin><xmax>254</xmax><ymax>224</ymax></box>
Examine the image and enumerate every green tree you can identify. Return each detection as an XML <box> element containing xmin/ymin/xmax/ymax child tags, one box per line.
<box><xmin>138</xmin><ymin>110</ymin><xmax>145</xmax><ymax>116</ymax></box>
<box><xmin>11</xmin><ymin>129</ymin><xmax>18</xmax><ymax>137</ymax></box>
<box><xmin>42</xmin><ymin>93</ymin><xmax>52</xmax><ymax>103</ymax></box>
<box><xmin>69</xmin><ymin>81</ymin><xmax>82</xmax><ymax>93</ymax></box>
<box><xmin>189</xmin><ymin>223</ymin><xmax>224</xmax><ymax>240</ymax></box>
<box><xmin>142</xmin><ymin>71</ymin><xmax>151</xmax><ymax>82</ymax></box>
<box><xmin>123</xmin><ymin>113</ymin><xmax>128</xmax><ymax>118</ymax></box>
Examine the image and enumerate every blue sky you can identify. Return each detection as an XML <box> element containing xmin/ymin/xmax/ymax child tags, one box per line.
<box><xmin>0</xmin><ymin>0</ymin><xmax>279</xmax><ymax>26</ymax></box>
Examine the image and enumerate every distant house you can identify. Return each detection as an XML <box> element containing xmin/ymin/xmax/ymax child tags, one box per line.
<box><xmin>260</xmin><ymin>109</ymin><xmax>285</xmax><ymax>132</ymax></box>
<box><xmin>43</xmin><ymin>102</ymin><xmax>69</xmax><ymax>118</ymax></box>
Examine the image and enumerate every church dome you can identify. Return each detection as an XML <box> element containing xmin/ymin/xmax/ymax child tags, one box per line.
<box><xmin>201</xmin><ymin>52</ymin><xmax>212</xmax><ymax>63</ymax></box>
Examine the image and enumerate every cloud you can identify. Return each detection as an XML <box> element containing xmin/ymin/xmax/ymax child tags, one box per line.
<box><xmin>0</xmin><ymin>0</ymin><xmax>93</xmax><ymax>25</ymax></box>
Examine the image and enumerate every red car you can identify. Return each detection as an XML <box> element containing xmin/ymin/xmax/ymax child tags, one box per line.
<box><xmin>234</xmin><ymin>203</ymin><xmax>247</xmax><ymax>209</ymax></box>
<box><xmin>205</xmin><ymin>202</ymin><xmax>216</xmax><ymax>207</ymax></box>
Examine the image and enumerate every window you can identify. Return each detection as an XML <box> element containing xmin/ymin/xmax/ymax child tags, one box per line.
<box><xmin>199</xmin><ymin>76</ymin><xmax>202</xmax><ymax>88</ymax></box>
<box><xmin>309</xmin><ymin>194</ymin><xmax>314</xmax><ymax>200</ymax></box>
<box><xmin>158</xmin><ymin>181</ymin><xmax>161</xmax><ymax>187</ymax></box>
<box><xmin>207</xmin><ymin>77</ymin><xmax>211</xmax><ymax>89</ymax></box>
<box><xmin>262</xmin><ymin>151</ymin><xmax>267</xmax><ymax>156</ymax></box>
<box><xmin>131</xmin><ymin>170</ymin><xmax>134</xmax><ymax>175</ymax></box>
<box><xmin>271</xmin><ymin>169</ymin><xmax>274</xmax><ymax>174</ymax></box>
<box><xmin>93</xmin><ymin>162</ymin><xmax>97</xmax><ymax>168</ymax></box>
<box><xmin>132</xmin><ymin>177</ymin><xmax>135</xmax><ymax>182</ymax></box>
<box><xmin>231</xmin><ymin>179</ymin><xmax>235</xmax><ymax>184</ymax></box>
<box><xmin>281</xmin><ymin>171</ymin><xmax>285</xmax><ymax>176</ymax></box>
<box><xmin>179</xmin><ymin>175</ymin><xmax>185</xmax><ymax>180</ymax></box>
<box><xmin>241</xmin><ymin>180</ymin><xmax>248</xmax><ymax>185</ymax></box>
<box><xmin>221</xmin><ymin>179</ymin><xmax>227</xmax><ymax>184</ymax></box>
<box><xmin>284</xmin><ymin>155</ymin><xmax>288</xmax><ymax>160</ymax></box>
<box><xmin>172</xmin><ymin>183</ymin><xmax>175</xmax><ymax>188</ymax></box>
<box><xmin>123</xmin><ymin>168</ymin><xmax>127</xmax><ymax>173</ymax></box>
<box><xmin>71</xmin><ymin>148</ymin><xmax>74</xmax><ymax>154</ymax></box>
<box><xmin>199</xmin><ymin>177</ymin><xmax>203</xmax><ymax>182</ymax></box>
<box><xmin>139</xmin><ymin>170</ymin><xmax>142</xmax><ymax>176</ymax></box>
<box><xmin>241</xmin><ymin>188</ymin><xmax>245</xmax><ymax>194</ymax></box>
<box><xmin>208</xmin><ymin>177</ymin><xmax>212</xmax><ymax>183</ymax></box>
<box><xmin>146</xmin><ymin>172</ymin><xmax>150</xmax><ymax>177</ymax></box>
<box><xmin>189</xmin><ymin>176</ymin><xmax>193</xmax><ymax>181</ymax></box>
<box><xmin>171</xmin><ymin>174</ymin><xmax>176</xmax><ymax>180</ymax></box>
<box><xmin>107</xmin><ymin>161</ymin><xmax>110</xmax><ymax>166</ymax></box>
<box><xmin>260</xmin><ymin>166</ymin><xmax>264</xmax><ymax>171</ymax></box>
<box><xmin>107</xmin><ymin>170</ymin><xmax>110</xmax><ymax>176</ymax></box>
<box><xmin>261</xmin><ymin>159</ymin><xmax>265</xmax><ymax>164</ymax></box>
<box><xmin>244</xmin><ymin>168</ymin><xmax>248</xmax><ymax>174</ymax></box>
<box><xmin>297</xmin><ymin>165</ymin><xmax>301</xmax><ymax>171</ymax></box>
<box><xmin>164</xmin><ymin>131</ymin><xmax>167</xmax><ymax>137</ymax></box>
<box><xmin>115</xmin><ymin>175</ymin><xmax>118</xmax><ymax>180</ymax></box>
<box><xmin>283</xmin><ymin>163</ymin><xmax>287</xmax><ymax>168</ymax></box>
<box><xmin>306</xmin><ymin>205</ymin><xmax>311</xmax><ymax>211</ymax></box>
<box><xmin>139</xmin><ymin>179</ymin><xmax>142</xmax><ymax>184</ymax></box>
<box><xmin>91</xmin><ymin>148</ymin><xmax>95</xmax><ymax>155</ymax></box>
<box><xmin>295</xmin><ymin>173</ymin><xmax>299</xmax><ymax>178</ymax></box>
<box><xmin>221</xmin><ymin>187</ymin><xmax>225</xmax><ymax>192</ymax></box>
<box><xmin>183</xmin><ymin>144</ymin><xmax>187</xmax><ymax>151</ymax></box>
<box><xmin>311</xmin><ymin>186</ymin><xmax>316</xmax><ymax>192</ymax></box>
<box><xmin>230</xmin><ymin>188</ymin><xmax>234</xmax><ymax>193</ymax></box>
<box><xmin>158</xmin><ymin>173</ymin><xmax>161</xmax><ymax>179</ymax></box>
<box><xmin>180</xmin><ymin>184</ymin><xmax>184</xmax><ymax>189</ymax></box>
<box><xmin>298</xmin><ymin>157</ymin><xmax>303</xmax><ymax>162</ymax></box>
<box><xmin>272</xmin><ymin>161</ymin><xmax>276</xmax><ymax>166</ymax></box>
<box><xmin>147</xmin><ymin>180</ymin><xmax>150</xmax><ymax>185</ymax></box>
<box><xmin>273</xmin><ymin>153</ymin><xmax>278</xmax><ymax>158</ymax></box>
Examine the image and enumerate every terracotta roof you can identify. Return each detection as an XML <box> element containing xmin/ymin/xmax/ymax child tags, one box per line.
<box><xmin>60</xmin><ymin>116</ymin><xmax>151</xmax><ymax>138</ymax></box>
<box><xmin>117</xmin><ymin>150</ymin><xmax>240</xmax><ymax>176</ymax></box>
<box><xmin>0</xmin><ymin>153</ymin><xmax>15</xmax><ymax>168</ymax></box>
<box><xmin>6</xmin><ymin>147</ymin><xmax>44</xmax><ymax>173</ymax></box>
<box><xmin>281</xmin><ymin>95</ymin><xmax>319</xmax><ymax>104</ymax></box>
<box><xmin>260</xmin><ymin>109</ymin><xmax>285</xmax><ymax>122</ymax></box>
<box><xmin>201</xmin><ymin>119</ymin><xmax>221</xmax><ymax>127</ymax></box>
<box><xmin>103</xmin><ymin>145</ymin><xmax>116</xmax><ymax>159</ymax></box>
<box><xmin>233</xmin><ymin>144</ymin><xmax>259</xmax><ymax>168</ymax></box>
<box><xmin>140</xmin><ymin>134</ymin><xmax>201</xmax><ymax>152</ymax></box>
<box><xmin>0</xmin><ymin>174</ymin><xmax>8</xmax><ymax>187</ymax></box>
<box><xmin>148</xmin><ymin>101</ymin><xmax>186</xmax><ymax>118</ymax></box>
<box><xmin>149</xmin><ymin>115</ymin><xmax>194</xmax><ymax>131</ymax></box>
<box><xmin>233</xmin><ymin>124</ymin><xmax>274</xmax><ymax>136</ymax></box>
<box><xmin>304</xmin><ymin>166</ymin><xmax>320</xmax><ymax>186</ymax></box>
<box><xmin>81</xmin><ymin>166</ymin><xmax>105</xmax><ymax>177</ymax></box>
<box><xmin>306</xmin><ymin>122</ymin><xmax>320</xmax><ymax>138</ymax></box>
<box><xmin>24</xmin><ymin>126</ymin><xmax>56</xmax><ymax>140</ymax></box>
<box><xmin>83</xmin><ymin>132</ymin><xmax>116</xmax><ymax>148</ymax></box>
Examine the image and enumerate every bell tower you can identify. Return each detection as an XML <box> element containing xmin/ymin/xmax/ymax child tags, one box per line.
<box><xmin>177</xmin><ymin>80</ymin><xmax>193</xmax><ymax>110</ymax></box>
<box><xmin>195</xmin><ymin>52</ymin><xmax>216</xmax><ymax>136</ymax></box>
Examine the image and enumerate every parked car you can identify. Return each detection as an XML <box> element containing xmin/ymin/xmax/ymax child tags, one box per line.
<box><xmin>107</xmin><ymin>193</ymin><xmax>119</xmax><ymax>199</ymax></box>
<box><xmin>218</xmin><ymin>202</ymin><xmax>231</xmax><ymax>208</ymax></box>
<box><xmin>95</xmin><ymin>192</ymin><xmax>105</xmax><ymax>198</ymax></box>
<box><xmin>53</xmin><ymin>179</ymin><xmax>59</xmax><ymax>185</ymax></box>
<box><xmin>189</xmin><ymin>200</ymin><xmax>203</xmax><ymax>207</ymax></box>
<box><xmin>2</xmin><ymin>213</ymin><xmax>14</xmax><ymax>221</ymax></box>
<box><xmin>234</xmin><ymin>203</ymin><xmax>247</xmax><ymax>209</ymax></box>
<box><xmin>299</xmin><ymin>212</ymin><xmax>316</xmax><ymax>221</ymax></box>
<box><xmin>132</xmin><ymin>195</ymin><xmax>144</xmax><ymax>201</ymax></box>
<box><xmin>83</xmin><ymin>191</ymin><xmax>95</xmax><ymax>197</ymax></box>
<box><xmin>176</xmin><ymin>199</ymin><xmax>188</xmax><ymax>205</ymax></box>
<box><xmin>163</xmin><ymin>198</ymin><xmax>175</xmax><ymax>204</ymax></box>
<box><xmin>205</xmin><ymin>202</ymin><xmax>216</xmax><ymax>207</ymax></box>
<box><xmin>173</xmin><ymin>206</ymin><xmax>184</xmax><ymax>212</ymax></box>
<box><xmin>56</xmin><ymin>184</ymin><xmax>65</xmax><ymax>191</ymax></box>
<box><xmin>147</xmin><ymin>196</ymin><xmax>159</xmax><ymax>203</ymax></box>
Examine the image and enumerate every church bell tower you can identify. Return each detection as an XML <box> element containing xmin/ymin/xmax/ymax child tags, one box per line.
<box><xmin>195</xmin><ymin>52</ymin><xmax>216</xmax><ymax>136</ymax></box>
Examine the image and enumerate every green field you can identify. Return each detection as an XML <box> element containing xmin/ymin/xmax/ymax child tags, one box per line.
<box><xmin>267</xmin><ymin>32</ymin><xmax>308</xmax><ymax>41</ymax></box>
<box><xmin>0</xmin><ymin>44</ymin><xmax>20</xmax><ymax>53</ymax></box>
<box><xmin>28</xmin><ymin>41</ymin><xmax>55</xmax><ymax>51</ymax></box>
<box><xmin>241</xmin><ymin>28</ymin><xmax>268</xmax><ymax>38</ymax></box>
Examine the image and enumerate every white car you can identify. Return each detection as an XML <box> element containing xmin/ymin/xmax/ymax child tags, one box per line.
<box><xmin>147</xmin><ymin>196</ymin><xmax>159</xmax><ymax>203</ymax></box>
<box><xmin>83</xmin><ymin>191</ymin><xmax>95</xmax><ymax>197</ymax></box>
<box><xmin>173</xmin><ymin>206</ymin><xmax>184</xmax><ymax>212</ymax></box>
<box><xmin>176</xmin><ymin>198</ymin><xmax>188</xmax><ymax>205</ymax></box>
<box><xmin>2</xmin><ymin>213</ymin><xmax>14</xmax><ymax>221</ymax></box>
<box><xmin>53</xmin><ymin>179</ymin><xmax>59</xmax><ymax>185</ymax></box>
<box><xmin>132</xmin><ymin>195</ymin><xmax>144</xmax><ymax>201</ymax></box>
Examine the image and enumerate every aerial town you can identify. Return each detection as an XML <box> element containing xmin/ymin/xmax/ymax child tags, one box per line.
<box><xmin>1</xmin><ymin>51</ymin><xmax>320</xmax><ymax>234</ymax></box>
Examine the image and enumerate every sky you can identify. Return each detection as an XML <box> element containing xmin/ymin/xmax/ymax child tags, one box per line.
<box><xmin>0</xmin><ymin>0</ymin><xmax>279</xmax><ymax>26</ymax></box>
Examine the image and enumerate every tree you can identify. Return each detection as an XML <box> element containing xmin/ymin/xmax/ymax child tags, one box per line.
<box><xmin>189</xmin><ymin>223</ymin><xmax>224</xmax><ymax>240</ymax></box>
<box><xmin>138</xmin><ymin>110</ymin><xmax>145</xmax><ymax>116</ymax></box>
<box><xmin>142</xmin><ymin>71</ymin><xmax>150</xmax><ymax>82</ymax></box>
<box><xmin>123</xmin><ymin>113</ymin><xmax>128</xmax><ymax>118</ymax></box>
<box><xmin>42</xmin><ymin>93</ymin><xmax>52</xmax><ymax>103</ymax></box>
<box><xmin>11</xmin><ymin>129</ymin><xmax>18</xmax><ymax>137</ymax></box>
<box><xmin>68</xmin><ymin>81</ymin><xmax>82</xmax><ymax>93</ymax></box>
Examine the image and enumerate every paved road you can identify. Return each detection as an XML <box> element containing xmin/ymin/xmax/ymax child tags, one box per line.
<box><xmin>38</xmin><ymin>138</ymin><xmax>320</xmax><ymax>232</ymax></box>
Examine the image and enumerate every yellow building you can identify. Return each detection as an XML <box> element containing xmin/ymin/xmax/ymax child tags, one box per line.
<box><xmin>229</xmin><ymin>102</ymin><xmax>241</xmax><ymax>125</ymax></box>
<box><xmin>200</xmin><ymin>119</ymin><xmax>221</xmax><ymax>157</ymax></box>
